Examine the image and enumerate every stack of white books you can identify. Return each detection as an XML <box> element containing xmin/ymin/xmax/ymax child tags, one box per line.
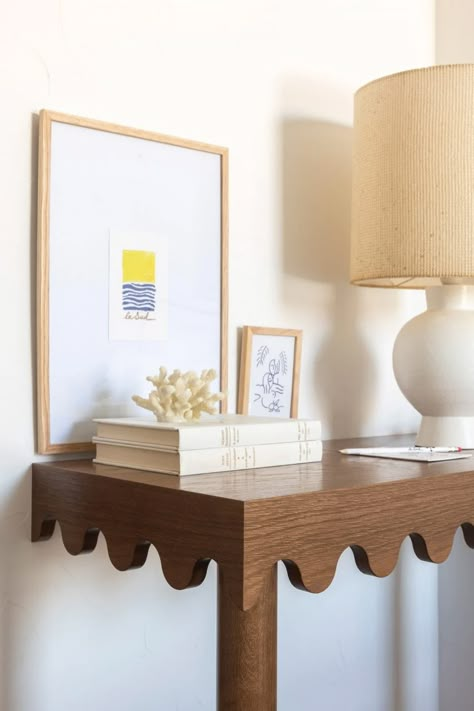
<box><xmin>92</xmin><ymin>414</ymin><xmax>322</xmax><ymax>476</ymax></box>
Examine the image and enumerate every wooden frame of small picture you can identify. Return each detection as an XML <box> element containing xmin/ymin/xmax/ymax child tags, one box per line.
<box><xmin>237</xmin><ymin>326</ymin><xmax>302</xmax><ymax>418</ymax></box>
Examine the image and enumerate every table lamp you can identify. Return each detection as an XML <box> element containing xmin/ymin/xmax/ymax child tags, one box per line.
<box><xmin>351</xmin><ymin>64</ymin><xmax>474</xmax><ymax>448</ymax></box>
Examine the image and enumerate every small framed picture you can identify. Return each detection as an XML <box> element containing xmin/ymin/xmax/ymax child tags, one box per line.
<box><xmin>237</xmin><ymin>326</ymin><xmax>302</xmax><ymax>418</ymax></box>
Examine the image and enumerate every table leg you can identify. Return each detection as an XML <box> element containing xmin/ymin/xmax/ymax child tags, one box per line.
<box><xmin>217</xmin><ymin>564</ymin><xmax>277</xmax><ymax>711</ymax></box>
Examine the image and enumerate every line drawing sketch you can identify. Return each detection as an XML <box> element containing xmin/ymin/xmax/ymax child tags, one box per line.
<box><xmin>238</xmin><ymin>327</ymin><xmax>300</xmax><ymax>419</ymax></box>
<box><xmin>254</xmin><ymin>346</ymin><xmax>288</xmax><ymax>413</ymax></box>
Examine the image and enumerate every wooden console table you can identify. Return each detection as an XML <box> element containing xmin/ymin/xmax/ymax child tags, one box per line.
<box><xmin>31</xmin><ymin>435</ymin><xmax>474</xmax><ymax>710</ymax></box>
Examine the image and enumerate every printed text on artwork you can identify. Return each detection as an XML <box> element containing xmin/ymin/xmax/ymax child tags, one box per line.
<box><xmin>124</xmin><ymin>311</ymin><xmax>156</xmax><ymax>321</ymax></box>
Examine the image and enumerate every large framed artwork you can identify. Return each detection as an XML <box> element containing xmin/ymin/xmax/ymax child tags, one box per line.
<box><xmin>37</xmin><ymin>110</ymin><xmax>228</xmax><ymax>454</ymax></box>
<box><xmin>237</xmin><ymin>326</ymin><xmax>302</xmax><ymax>418</ymax></box>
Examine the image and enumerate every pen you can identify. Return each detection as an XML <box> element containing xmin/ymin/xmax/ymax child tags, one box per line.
<box><xmin>340</xmin><ymin>446</ymin><xmax>462</xmax><ymax>455</ymax></box>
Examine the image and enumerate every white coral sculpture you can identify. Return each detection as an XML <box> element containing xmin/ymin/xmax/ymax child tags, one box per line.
<box><xmin>132</xmin><ymin>367</ymin><xmax>225</xmax><ymax>423</ymax></box>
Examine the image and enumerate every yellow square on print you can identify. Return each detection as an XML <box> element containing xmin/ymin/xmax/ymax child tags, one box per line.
<box><xmin>122</xmin><ymin>250</ymin><xmax>155</xmax><ymax>283</ymax></box>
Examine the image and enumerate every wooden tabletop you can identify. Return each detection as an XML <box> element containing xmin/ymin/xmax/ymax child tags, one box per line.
<box><xmin>34</xmin><ymin>434</ymin><xmax>474</xmax><ymax>498</ymax></box>
<box><xmin>32</xmin><ymin>434</ymin><xmax>474</xmax><ymax>610</ymax></box>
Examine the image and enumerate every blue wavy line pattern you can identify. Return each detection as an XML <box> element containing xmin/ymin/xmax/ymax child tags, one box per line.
<box><xmin>122</xmin><ymin>283</ymin><xmax>156</xmax><ymax>312</ymax></box>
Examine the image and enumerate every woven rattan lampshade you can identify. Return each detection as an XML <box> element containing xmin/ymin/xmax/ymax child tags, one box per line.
<box><xmin>351</xmin><ymin>64</ymin><xmax>474</xmax><ymax>288</ymax></box>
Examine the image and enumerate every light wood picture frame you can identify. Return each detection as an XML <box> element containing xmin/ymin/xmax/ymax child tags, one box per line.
<box><xmin>37</xmin><ymin>110</ymin><xmax>228</xmax><ymax>454</ymax></box>
<box><xmin>237</xmin><ymin>326</ymin><xmax>302</xmax><ymax>418</ymax></box>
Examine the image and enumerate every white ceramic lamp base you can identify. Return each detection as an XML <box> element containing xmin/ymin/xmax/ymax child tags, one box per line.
<box><xmin>416</xmin><ymin>416</ymin><xmax>474</xmax><ymax>448</ymax></box>
<box><xmin>393</xmin><ymin>285</ymin><xmax>474</xmax><ymax>449</ymax></box>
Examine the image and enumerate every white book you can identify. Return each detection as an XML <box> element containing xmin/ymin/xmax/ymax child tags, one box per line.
<box><xmin>93</xmin><ymin>414</ymin><xmax>321</xmax><ymax>451</ymax></box>
<box><xmin>93</xmin><ymin>437</ymin><xmax>323</xmax><ymax>476</ymax></box>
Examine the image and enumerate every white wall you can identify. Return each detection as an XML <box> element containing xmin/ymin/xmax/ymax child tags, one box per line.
<box><xmin>435</xmin><ymin>4</ymin><xmax>474</xmax><ymax>709</ymax></box>
<box><xmin>0</xmin><ymin>1</ymin><xmax>435</xmax><ymax>709</ymax></box>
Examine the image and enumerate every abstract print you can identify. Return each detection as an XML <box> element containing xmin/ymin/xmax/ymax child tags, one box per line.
<box><xmin>122</xmin><ymin>250</ymin><xmax>156</xmax><ymax>312</ymax></box>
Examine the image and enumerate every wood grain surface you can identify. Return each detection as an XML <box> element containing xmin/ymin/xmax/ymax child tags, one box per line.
<box><xmin>218</xmin><ymin>564</ymin><xmax>277</xmax><ymax>710</ymax></box>
<box><xmin>32</xmin><ymin>435</ymin><xmax>474</xmax><ymax>610</ymax></box>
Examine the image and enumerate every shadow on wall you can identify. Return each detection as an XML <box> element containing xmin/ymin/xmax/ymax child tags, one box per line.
<box><xmin>1</xmin><ymin>467</ymin><xmax>34</xmax><ymax>711</ymax></box>
<box><xmin>280</xmin><ymin>119</ymin><xmax>376</xmax><ymax>436</ymax></box>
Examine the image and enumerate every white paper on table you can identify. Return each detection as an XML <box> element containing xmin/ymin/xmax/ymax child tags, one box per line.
<box><xmin>341</xmin><ymin>451</ymin><xmax>472</xmax><ymax>463</ymax></box>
